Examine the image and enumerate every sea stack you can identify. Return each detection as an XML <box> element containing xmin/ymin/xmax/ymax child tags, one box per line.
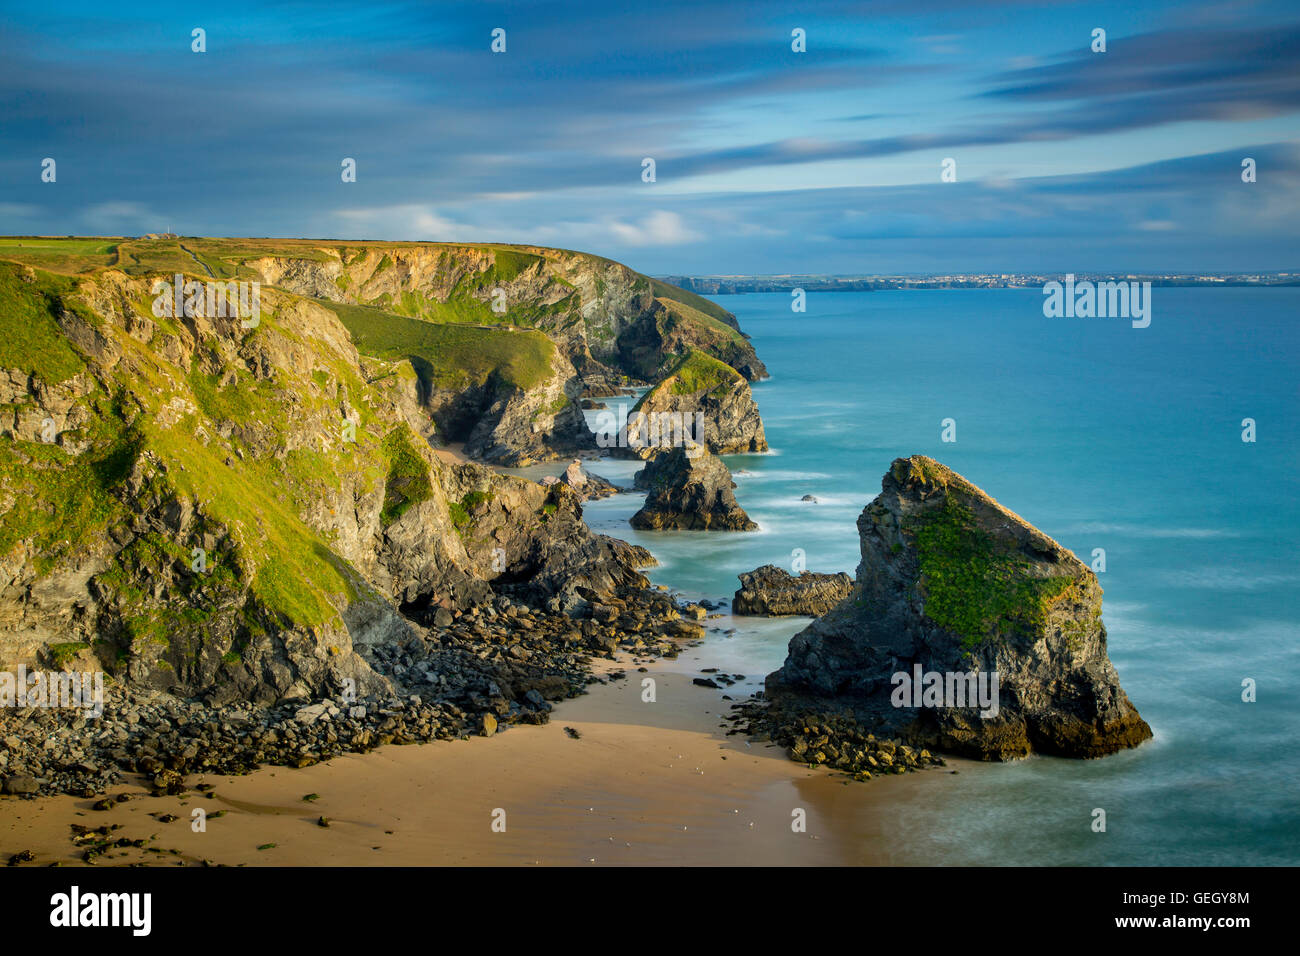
<box><xmin>766</xmin><ymin>455</ymin><xmax>1152</xmax><ymax>760</ymax></box>
<box><xmin>630</xmin><ymin>447</ymin><xmax>757</xmax><ymax>531</ymax></box>
<box><xmin>624</xmin><ymin>349</ymin><xmax>767</xmax><ymax>457</ymax></box>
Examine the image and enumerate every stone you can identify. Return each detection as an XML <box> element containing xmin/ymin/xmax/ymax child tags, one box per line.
<box><xmin>2</xmin><ymin>775</ymin><xmax>39</xmax><ymax>795</ymax></box>
<box><xmin>733</xmin><ymin>565</ymin><xmax>853</xmax><ymax>616</ymax></box>
<box><xmin>630</xmin><ymin>447</ymin><xmax>757</xmax><ymax>531</ymax></box>
<box><xmin>766</xmin><ymin>456</ymin><xmax>1152</xmax><ymax>761</ymax></box>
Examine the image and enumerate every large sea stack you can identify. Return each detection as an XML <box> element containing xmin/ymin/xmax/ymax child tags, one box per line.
<box><xmin>630</xmin><ymin>447</ymin><xmax>757</xmax><ymax>531</ymax></box>
<box><xmin>766</xmin><ymin>455</ymin><xmax>1152</xmax><ymax>760</ymax></box>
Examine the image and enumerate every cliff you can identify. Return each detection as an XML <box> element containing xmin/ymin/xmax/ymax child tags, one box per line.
<box><xmin>0</xmin><ymin>258</ymin><xmax>647</xmax><ymax>706</ymax></box>
<box><xmin>0</xmin><ymin>237</ymin><xmax>768</xmax><ymax>468</ymax></box>
<box><xmin>767</xmin><ymin>456</ymin><xmax>1152</xmax><ymax>760</ymax></box>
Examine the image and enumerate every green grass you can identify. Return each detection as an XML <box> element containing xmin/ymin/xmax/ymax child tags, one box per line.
<box><xmin>0</xmin><ymin>238</ymin><xmax>120</xmax><ymax>275</ymax></box>
<box><xmin>0</xmin><ymin>395</ymin><xmax>137</xmax><ymax>576</ymax></box>
<box><xmin>634</xmin><ymin>349</ymin><xmax>740</xmax><ymax>410</ymax></box>
<box><xmin>380</xmin><ymin>425</ymin><xmax>433</xmax><ymax>526</ymax></box>
<box><xmin>910</xmin><ymin>496</ymin><xmax>1080</xmax><ymax>648</ymax></box>
<box><xmin>487</xmin><ymin>249</ymin><xmax>542</xmax><ymax>282</ymax></box>
<box><xmin>649</xmin><ymin>277</ymin><xmax>738</xmax><ymax>328</ymax></box>
<box><xmin>322</xmin><ymin>299</ymin><xmax>555</xmax><ymax>392</ymax></box>
<box><xmin>0</xmin><ymin>262</ymin><xmax>90</xmax><ymax>384</ymax></box>
<box><xmin>48</xmin><ymin>642</ymin><xmax>90</xmax><ymax>668</ymax></box>
<box><xmin>143</xmin><ymin>405</ymin><xmax>360</xmax><ymax>629</ymax></box>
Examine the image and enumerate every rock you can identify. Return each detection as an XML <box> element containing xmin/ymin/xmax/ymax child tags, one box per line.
<box><xmin>480</xmin><ymin>713</ymin><xmax>498</xmax><ymax>737</ymax></box>
<box><xmin>766</xmin><ymin>456</ymin><xmax>1152</xmax><ymax>761</ymax></box>
<box><xmin>801</xmin><ymin>494</ymin><xmax>818</xmax><ymax>503</ymax></box>
<box><xmin>295</xmin><ymin>703</ymin><xmax>329</xmax><ymax>725</ymax></box>
<box><xmin>151</xmin><ymin>769</ymin><xmax>185</xmax><ymax>794</ymax></box>
<box><xmin>560</xmin><ymin>460</ymin><xmax>618</xmax><ymax>501</ymax></box>
<box><xmin>733</xmin><ymin>565</ymin><xmax>854</xmax><ymax>616</ymax></box>
<box><xmin>630</xmin><ymin>448</ymin><xmax>757</xmax><ymax>531</ymax></box>
<box><xmin>693</xmin><ymin>677</ymin><xmax>720</xmax><ymax>688</ymax></box>
<box><xmin>619</xmin><ymin>350</ymin><xmax>767</xmax><ymax>457</ymax></box>
<box><xmin>1</xmin><ymin>774</ymin><xmax>39</xmax><ymax>795</ymax></box>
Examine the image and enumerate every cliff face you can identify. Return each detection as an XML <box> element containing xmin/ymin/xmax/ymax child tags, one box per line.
<box><xmin>247</xmin><ymin>243</ymin><xmax>766</xmax><ymax>388</ymax></box>
<box><xmin>0</xmin><ymin>261</ymin><xmax>644</xmax><ymax>705</ymax></box>
<box><xmin>628</xmin><ymin>350</ymin><xmax>767</xmax><ymax>457</ymax></box>
<box><xmin>768</xmin><ymin>456</ymin><xmax>1152</xmax><ymax>760</ymax></box>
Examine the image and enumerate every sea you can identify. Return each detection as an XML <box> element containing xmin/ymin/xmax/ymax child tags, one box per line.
<box><xmin>564</xmin><ymin>288</ymin><xmax>1300</xmax><ymax>866</ymax></box>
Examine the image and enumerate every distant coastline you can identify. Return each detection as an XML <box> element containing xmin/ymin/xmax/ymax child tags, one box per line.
<box><xmin>660</xmin><ymin>273</ymin><xmax>1300</xmax><ymax>293</ymax></box>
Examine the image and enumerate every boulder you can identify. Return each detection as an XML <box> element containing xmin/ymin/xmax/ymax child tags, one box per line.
<box><xmin>630</xmin><ymin>448</ymin><xmax>757</xmax><ymax>531</ymax></box>
<box><xmin>733</xmin><ymin>565</ymin><xmax>853</xmax><ymax>616</ymax></box>
<box><xmin>766</xmin><ymin>455</ymin><xmax>1152</xmax><ymax>760</ymax></box>
<box><xmin>561</xmin><ymin>460</ymin><xmax>618</xmax><ymax>501</ymax></box>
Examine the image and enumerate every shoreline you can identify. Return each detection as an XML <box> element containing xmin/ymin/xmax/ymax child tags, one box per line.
<box><xmin>0</xmin><ymin>652</ymin><xmax>973</xmax><ymax>867</ymax></box>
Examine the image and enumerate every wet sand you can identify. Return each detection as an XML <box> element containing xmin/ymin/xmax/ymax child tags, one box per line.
<box><xmin>0</xmin><ymin>656</ymin><xmax>974</xmax><ymax>867</ymax></box>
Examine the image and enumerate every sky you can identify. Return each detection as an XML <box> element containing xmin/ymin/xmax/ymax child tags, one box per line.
<box><xmin>1</xmin><ymin>0</ymin><xmax>1298</xmax><ymax>274</ymax></box>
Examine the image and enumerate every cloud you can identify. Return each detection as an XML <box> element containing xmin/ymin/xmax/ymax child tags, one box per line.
<box><xmin>334</xmin><ymin>204</ymin><xmax>471</xmax><ymax>240</ymax></box>
<box><xmin>81</xmin><ymin>201</ymin><xmax>157</xmax><ymax>233</ymax></box>
<box><xmin>606</xmin><ymin>211</ymin><xmax>702</xmax><ymax>246</ymax></box>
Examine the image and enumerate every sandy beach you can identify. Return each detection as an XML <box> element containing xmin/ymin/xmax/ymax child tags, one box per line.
<box><xmin>0</xmin><ymin>652</ymin><xmax>972</xmax><ymax>867</ymax></box>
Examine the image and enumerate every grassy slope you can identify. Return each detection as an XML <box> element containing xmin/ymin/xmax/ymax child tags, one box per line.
<box><xmin>649</xmin><ymin>277</ymin><xmax>737</xmax><ymax>328</ymax></box>
<box><xmin>319</xmin><ymin>299</ymin><xmax>555</xmax><ymax>392</ymax></box>
<box><xmin>0</xmin><ymin>268</ymin><xmax>410</xmax><ymax>635</ymax></box>
<box><xmin>654</xmin><ymin>296</ymin><xmax>748</xmax><ymax>353</ymax></box>
<box><xmin>633</xmin><ymin>348</ymin><xmax>741</xmax><ymax>410</ymax></box>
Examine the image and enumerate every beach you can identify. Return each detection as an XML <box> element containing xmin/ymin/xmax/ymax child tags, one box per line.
<box><xmin>0</xmin><ymin>654</ymin><xmax>967</xmax><ymax>867</ymax></box>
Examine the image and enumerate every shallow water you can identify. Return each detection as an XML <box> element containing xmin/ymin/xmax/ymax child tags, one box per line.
<box><xmin>575</xmin><ymin>288</ymin><xmax>1300</xmax><ymax>866</ymax></box>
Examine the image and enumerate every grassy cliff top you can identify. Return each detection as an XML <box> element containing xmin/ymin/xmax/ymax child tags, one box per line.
<box><xmin>634</xmin><ymin>348</ymin><xmax>743</xmax><ymax>409</ymax></box>
<box><xmin>0</xmin><ymin>236</ymin><xmax>555</xmax><ymax>279</ymax></box>
<box><xmin>0</xmin><ymin>238</ymin><xmax>731</xmax><ymax>323</ymax></box>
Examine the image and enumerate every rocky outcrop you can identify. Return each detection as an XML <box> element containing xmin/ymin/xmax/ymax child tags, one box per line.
<box><xmin>0</xmin><ymin>261</ymin><xmax>649</xmax><ymax>706</ymax></box>
<box><xmin>766</xmin><ymin>455</ymin><xmax>1152</xmax><ymax>760</ymax></box>
<box><xmin>733</xmin><ymin>565</ymin><xmax>853</xmax><ymax>616</ymax></box>
<box><xmin>541</xmin><ymin>460</ymin><xmax>619</xmax><ymax>501</ymax></box>
<box><xmin>458</xmin><ymin>349</ymin><xmax>595</xmax><ymax>467</ymax></box>
<box><xmin>630</xmin><ymin>447</ymin><xmax>757</xmax><ymax>531</ymax></box>
<box><xmin>621</xmin><ymin>349</ymin><xmax>767</xmax><ymax>458</ymax></box>
<box><xmin>247</xmin><ymin>243</ymin><xmax>765</xmax><ymax>387</ymax></box>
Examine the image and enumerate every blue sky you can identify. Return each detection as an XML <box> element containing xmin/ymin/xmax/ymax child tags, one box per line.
<box><xmin>1</xmin><ymin>0</ymin><xmax>1298</xmax><ymax>273</ymax></box>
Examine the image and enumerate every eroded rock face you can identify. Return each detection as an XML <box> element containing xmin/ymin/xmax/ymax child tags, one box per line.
<box><xmin>733</xmin><ymin>565</ymin><xmax>853</xmax><ymax>617</ymax></box>
<box><xmin>0</xmin><ymin>265</ymin><xmax>647</xmax><ymax>705</ymax></box>
<box><xmin>766</xmin><ymin>455</ymin><xmax>1152</xmax><ymax>760</ymax></box>
<box><xmin>250</xmin><ymin>246</ymin><xmax>766</xmax><ymax>388</ymax></box>
<box><xmin>459</xmin><ymin>348</ymin><xmax>596</xmax><ymax>467</ymax></box>
<box><xmin>549</xmin><ymin>460</ymin><xmax>618</xmax><ymax>501</ymax></box>
<box><xmin>630</xmin><ymin>447</ymin><xmax>757</xmax><ymax>531</ymax></box>
<box><xmin>623</xmin><ymin>350</ymin><xmax>767</xmax><ymax>458</ymax></box>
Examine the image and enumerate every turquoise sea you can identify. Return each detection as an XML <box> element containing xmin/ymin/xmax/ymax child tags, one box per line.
<box><xmin>577</xmin><ymin>288</ymin><xmax>1300</xmax><ymax>866</ymax></box>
